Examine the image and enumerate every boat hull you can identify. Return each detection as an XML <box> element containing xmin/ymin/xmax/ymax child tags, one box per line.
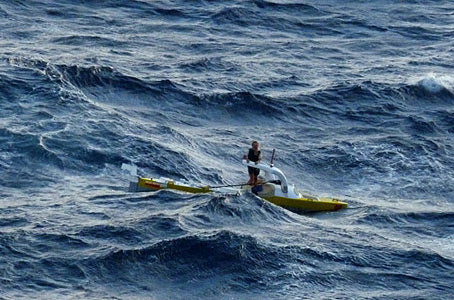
<box><xmin>130</xmin><ymin>177</ymin><xmax>347</xmax><ymax>213</ymax></box>
<box><xmin>263</xmin><ymin>195</ymin><xmax>347</xmax><ymax>212</ymax></box>
<box><xmin>134</xmin><ymin>177</ymin><xmax>211</xmax><ymax>193</ymax></box>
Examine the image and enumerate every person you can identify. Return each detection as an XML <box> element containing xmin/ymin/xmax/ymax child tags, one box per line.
<box><xmin>243</xmin><ymin>141</ymin><xmax>261</xmax><ymax>185</ymax></box>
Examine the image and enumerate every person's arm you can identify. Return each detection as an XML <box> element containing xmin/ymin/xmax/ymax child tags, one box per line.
<box><xmin>256</xmin><ymin>151</ymin><xmax>262</xmax><ymax>164</ymax></box>
<box><xmin>243</xmin><ymin>149</ymin><xmax>250</xmax><ymax>162</ymax></box>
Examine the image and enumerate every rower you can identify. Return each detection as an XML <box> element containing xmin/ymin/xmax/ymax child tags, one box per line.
<box><xmin>243</xmin><ymin>140</ymin><xmax>261</xmax><ymax>185</ymax></box>
<box><xmin>243</xmin><ymin>158</ymin><xmax>289</xmax><ymax>194</ymax></box>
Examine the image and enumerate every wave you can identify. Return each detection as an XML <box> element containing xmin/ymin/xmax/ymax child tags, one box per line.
<box><xmin>8</xmin><ymin>57</ymin><xmax>193</xmax><ymax>102</ymax></box>
<box><xmin>190</xmin><ymin>194</ymin><xmax>298</xmax><ymax>225</ymax></box>
<box><xmin>355</xmin><ymin>210</ymin><xmax>454</xmax><ymax>237</ymax></box>
<box><xmin>417</xmin><ymin>74</ymin><xmax>454</xmax><ymax>95</ymax></box>
<box><xmin>252</xmin><ymin>0</ymin><xmax>320</xmax><ymax>13</ymax></box>
<box><xmin>10</xmin><ymin>58</ymin><xmax>452</xmax><ymax>130</ymax></box>
<box><xmin>197</xmin><ymin>91</ymin><xmax>284</xmax><ymax>119</ymax></box>
<box><xmin>0</xmin><ymin>127</ymin><xmax>65</xmax><ymax>172</ymax></box>
<box><xmin>0</xmin><ymin>231</ymin><xmax>88</xmax><ymax>294</ymax></box>
<box><xmin>77</xmin><ymin>224</ymin><xmax>145</xmax><ymax>247</ymax></box>
<box><xmin>389</xmin><ymin>24</ymin><xmax>449</xmax><ymax>40</ymax></box>
<box><xmin>37</xmin><ymin>128</ymin><xmax>126</xmax><ymax>174</ymax></box>
<box><xmin>401</xmin><ymin>74</ymin><xmax>454</xmax><ymax>103</ymax></box>
<box><xmin>82</xmin><ymin>231</ymin><xmax>266</xmax><ymax>286</ymax></box>
<box><xmin>179</xmin><ymin>56</ymin><xmax>239</xmax><ymax>73</ymax></box>
<box><xmin>80</xmin><ymin>229</ymin><xmax>317</xmax><ymax>296</ymax></box>
<box><xmin>298</xmin><ymin>78</ymin><xmax>453</xmax><ymax>120</ymax></box>
<box><xmin>210</xmin><ymin>6</ymin><xmax>259</xmax><ymax>26</ymax></box>
<box><xmin>0</xmin><ymin>216</ymin><xmax>29</xmax><ymax>228</ymax></box>
<box><xmin>208</xmin><ymin>4</ymin><xmax>341</xmax><ymax>38</ymax></box>
<box><xmin>50</xmin><ymin>35</ymin><xmax>126</xmax><ymax>48</ymax></box>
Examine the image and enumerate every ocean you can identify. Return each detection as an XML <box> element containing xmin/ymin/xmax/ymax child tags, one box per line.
<box><xmin>1</xmin><ymin>0</ymin><xmax>454</xmax><ymax>299</ymax></box>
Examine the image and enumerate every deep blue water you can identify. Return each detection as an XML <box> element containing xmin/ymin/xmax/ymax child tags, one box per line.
<box><xmin>1</xmin><ymin>0</ymin><xmax>454</xmax><ymax>299</ymax></box>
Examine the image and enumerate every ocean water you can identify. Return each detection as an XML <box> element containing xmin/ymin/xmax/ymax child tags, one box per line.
<box><xmin>1</xmin><ymin>0</ymin><xmax>454</xmax><ymax>299</ymax></box>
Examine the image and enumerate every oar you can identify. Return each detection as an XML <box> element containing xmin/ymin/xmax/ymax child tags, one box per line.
<box><xmin>207</xmin><ymin>182</ymin><xmax>249</xmax><ymax>189</ymax></box>
<box><xmin>208</xmin><ymin>179</ymin><xmax>281</xmax><ymax>189</ymax></box>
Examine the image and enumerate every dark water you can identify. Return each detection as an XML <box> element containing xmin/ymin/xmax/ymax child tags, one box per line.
<box><xmin>1</xmin><ymin>1</ymin><xmax>454</xmax><ymax>299</ymax></box>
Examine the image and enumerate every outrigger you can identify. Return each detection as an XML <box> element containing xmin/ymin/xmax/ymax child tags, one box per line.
<box><xmin>126</xmin><ymin>155</ymin><xmax>347</xmax><ymax>213</ymax></box>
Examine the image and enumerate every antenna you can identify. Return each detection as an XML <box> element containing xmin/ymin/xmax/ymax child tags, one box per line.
<box><xmin>270</xmin><ymin>148</ymin><xmax>276</xmax><ymax>167</ymax></box>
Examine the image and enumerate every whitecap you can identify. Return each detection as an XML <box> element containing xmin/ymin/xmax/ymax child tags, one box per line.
<box><xmin>417</xmin><ymin>73</ymin><xmax>454</xmax><ymax>94</ymax></box>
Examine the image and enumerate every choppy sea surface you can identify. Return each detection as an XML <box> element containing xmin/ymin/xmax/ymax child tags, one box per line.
<box><xmin>1</xmin><ymin>1</ymin><xmax>454</xmax><ymax>299</ymax></box>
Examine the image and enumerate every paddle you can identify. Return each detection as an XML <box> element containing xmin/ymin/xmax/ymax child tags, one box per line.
<box><xmin>208</xmin><ymin>179</ymin><xmax>281</xmax><ymax>189</ymax></box>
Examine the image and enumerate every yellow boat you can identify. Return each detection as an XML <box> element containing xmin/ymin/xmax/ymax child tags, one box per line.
<box><xmin>127</xmin><ymin>160</ymin><xmax>347</xmax><ymax>213</ymax></box>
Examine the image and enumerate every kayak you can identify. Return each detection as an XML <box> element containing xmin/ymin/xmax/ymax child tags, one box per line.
<box><xmin>127</xmin><ymin>160</ymin><xmax>347</xmax><ymax>213</ymax></box>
